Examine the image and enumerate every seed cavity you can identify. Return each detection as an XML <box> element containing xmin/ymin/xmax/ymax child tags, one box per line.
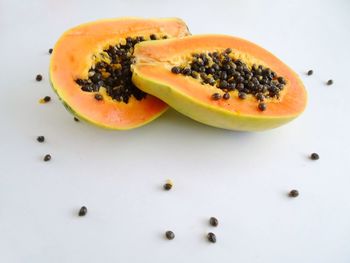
<box><xmin>75</xmin><ymin>35</ymin><xmax>166</xmax><ymax>104</ymax></box>
<box><xmin>171</xmin><ymin>49</ymin><xmax>287</xmax><ymax>110</ymax></box>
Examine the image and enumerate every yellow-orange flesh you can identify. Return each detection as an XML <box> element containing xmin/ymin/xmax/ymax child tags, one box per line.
<box><xmin>50</xmin><ymin>18</ymin><xmax>190</xmax><ymax>129</ymax></box>
<box><xmin>132</xmin><ymin>35</ymin><xmax>307</xmax><ymax>131</ymax></box>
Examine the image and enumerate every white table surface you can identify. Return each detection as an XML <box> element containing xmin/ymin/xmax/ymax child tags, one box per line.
<box><xmin>1</xmin><ymin>0</ymin><xmax>350</xmax><ymax>262</ymax></box>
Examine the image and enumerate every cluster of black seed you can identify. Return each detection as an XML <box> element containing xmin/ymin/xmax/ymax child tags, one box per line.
<box><xmin>171</xmin><ymin>48</ymin><xmax>286</xmax><ymax>104</ymax></box>
<box><xmin>75</xmin><ymin>34</ymin><xmax>166</xmax><ymax>103</ymax></box>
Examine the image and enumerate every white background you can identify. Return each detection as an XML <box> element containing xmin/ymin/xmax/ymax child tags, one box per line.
<box><xmin>1</xmin><ymin>0</ymin><xmax>350</xmax><ymax>262</ymax></box>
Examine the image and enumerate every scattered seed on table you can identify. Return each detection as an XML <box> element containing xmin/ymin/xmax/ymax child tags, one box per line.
<box><xmin>44</xmin><ymin>96</ymin><xmax>51</xmax><ymax>102</ymax></box>
<box><xmin>163</xmin><ymin>180</ymin><xmax>173</xmax><ymax>191</ymax></box>
<box><xmin>307</xmin><ymin>70</ymin><xmax>313</xmax><ymax>76</ymax></box>
<box><xmin>165</xmin><ymin>230</ymin><xmax>175</xmax><ymax>240</ymax></box>
<box><xmin>74</xmin><ymin>117</ymin><xmax>79</xmax><ymax>122</ymax></box>
<box><xmin>209</xmin><ymin>217</ymin><xmax>219</xmax><ymax>227</ymax></box>
<box><xmin>327</xmin><ymin>79</ymin><xmax>333</xmax><ymax>85</ymax></box>
<box><xmin>310</xmin><ymin>152</ymin><xmax>319</xmax><ymax>160</ymax></box>
<box><xmin>36</xmin><ymin>74</ymin><xmax>43</xmax><ymax>81</ymax></box>
<box><xmin>78</xmin><ymin>206</ymin><xmax>88</xmax><ymax>216</ymax></box>
<box><xmin>289</xmin><ymin>189</ymin><xmax>299</xmax><ymax>198</ymax></box>
<box><xmin>207</xmin><ymin>232</ymin><xmax>216</xmax><ymax>243</ymax></box>
<box><xmin>49</xmin><ymin>48</ymin><xmax>53</xmax><ymax>54</ymax></box>
<box><xmin>43</xmin><ymin>154</ymin><xmax>51</xmax><ymax>162</ymax></box>
<box><xmin>37</xmin><ymin>136</ymin><xmax>45</xmax><ymax>143</ymax></box>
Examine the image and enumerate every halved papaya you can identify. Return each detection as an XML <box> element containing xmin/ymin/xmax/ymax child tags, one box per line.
<box><xmin>132</xmin><ymin>35</ymin><xmax>307</xmax><ymax>131</ymax></box>
<box><xmin>50</xmin><ymin>18</ymin><xmax>190</xmax><ymax>129</ymax></box>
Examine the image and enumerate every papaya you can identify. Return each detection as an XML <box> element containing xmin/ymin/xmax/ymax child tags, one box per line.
<box><xmin>132</xmin><ymin>35</ymin><xmax>307</xmax><ymax>131</ymax></box>
<box><xmin>50</xmin><ymin>18</ymin><xmax>190</xmax><ymax>129</ymax></box>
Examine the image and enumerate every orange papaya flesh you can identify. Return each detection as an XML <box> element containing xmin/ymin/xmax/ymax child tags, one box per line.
<box><xmin>132</xmin><ymin>35</ymin><xmax>307</xmax><ymax>131</ymax></box>
<box><xmin>50</xmin><ymin>18</ymin><xmax>190</xmax><ymax>130</ymax></box>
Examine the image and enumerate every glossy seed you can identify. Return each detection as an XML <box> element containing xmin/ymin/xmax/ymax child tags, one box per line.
<box><xmin>94</xmin><ymin>93</ymin><xmax>103</xmax><ymax>101</ymax></box>
<box><xmin>36</xmin><ymin>74</ymin><xmax>43</xmax><ymax>81</ymax></box>
<box><xmin>43</xmin><ymin>154</ymin><xmax>51</xmax><ymax>162</ymax></box>
<box><xmin>171</xmin><ymin>66</ymin><xmax>181</xmax><ymax>74</ymax></box>
<box><xmin>307</xmin><ymin>70</ymin><xmax>313</xmax><ymax>76</ymax></box>
<box><xmin>163</xmin><ymin>183</ymin><xmax>172</xmax><ymax>190</ymax></box>
<box><xmin>310</xmin><ymin>153</ymin><xmax>319</xmax><ymax>160</ymax></box>
<box><xmin>238</xmin><ymin>92</ymin><xmax>247</xmax><ymax>99</ymax></box>
<box><xmin>209</xmin><ymin>217</ymin><xmax>219</xmax><ymax>227</ymax></box>
<box><xmin>43</xmin><ymin>96</ymin><xmax>51</xmax><ymax>102</ymax></box>
<box><xmin>224</xmin><ymin>48</ymin><xmax>232</xmax><ymax>54</ymax></box>
<box><xmin>37</xmin><ymin>136</ymin><xmax>45</xmax><ymax>143</ymax></box>
<box><xmin>289</xmin><ymin>190</ymin><xmax>299</xmax><ymax>198</ymax></box>
<box><xmin>78</xmin><ymin>206</ymin><xmax>88</xmax><ymax>216</ymax></box>
<box><xmin>49</xmin><ymin>48</ymin><xmax>53</xmax><ymax>54</ymax></box>
<box><xmin>258</xmin><ymin>102</ymin><xmax>267</xmax><ymax>111</ymax></box>
<box><xmin>165</xmin><ymin>231</ymin><xmax>175</xmax><ymax>240</ymax></box>
<box><xmin>327</xmin><ymin>79</ymin><xmax>333</xmax><ymax>85</ymax></box>
<box><xmin>207</xmin><ymin>232</ymin><xmax>216</xmax><ymax>243</ymax></box>
<box><xmin>74</xmin><ymin>117</ymin><xmax>79</xmax><ymax>122</ymax></box>
<box><xmin>211</xmin><ymin>93</ymin><xmax>221</xmax><ymax>100</ymax></box>
<box><xmin>150</xmin><ymin>34</ymin><xmax>157</xmax><ymax>40</ymax></box>
<box><xmin>223</xmin><ymin>93</ymin><xmax>230</xmax><ymax>100</ymax></box>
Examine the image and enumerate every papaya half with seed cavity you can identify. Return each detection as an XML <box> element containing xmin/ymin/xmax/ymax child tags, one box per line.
<box><xmin>132</xmin><ymin>35</ymin><xmax>307</xmax><ymax>131</ymax></box>
<box><xmin>50</xmin><ymin>18</ymin><xmax>190</xmax><ymax>130</ymax></box>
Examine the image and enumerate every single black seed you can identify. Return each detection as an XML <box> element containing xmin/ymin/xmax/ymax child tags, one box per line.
<box><xmin>43</xmin><ymin>96</ymin><xmax>51</xmax><ymax>102</ymax></box>
<box><xmin>209</xmin><ymin>217</ymin><xmax>219</xmax><ymax>227</ymax></box>
<box><xmin>307</xmin><ymin>70</ymin><xmax>313</xmax><ymax>76</ymax></box>
<box><xmin>49</xmin><ymin>48</ymin><xmax>53</xmax><ymax>54</ymax></box>
<box><xmin>327</xmin><ymin>79</ymin><xmax>333</xmax><ymax>85</ymax></box>
<box><xmin>182</xmin><ymin>68</ymin><xmax>191</xmax><ymax>76</ymax></box>
<box><xmin>74</xmin><ymin>117</ymin><xmax>79</xmax><ymax>122</ymax></box>
<box><xmin>258</xmin><ymin>102</ymin><xmax>267</xmax><ymax>111</ymax></box>
<box><xmin>78</xmin><ymin>206</ymin><xmax>88</xmax><ymax>216</ymax></box>
<box><xmin>289</xmin><ymin>190</ymin><xmax>299</xmax><ymax>198</ymax></box>
<box><xmin>37</xmin><ymin>136</ymin><xmax>45</xmax><ymax>143</ymax></box>
<box><xmin>150</xmin><ymin>34</ymin><xmax>157</xmax><ymax>40</ymax></box>
<box><xmin>219</xmin><ymin>80</ymin><xmax>228</xmax><ymax>89</ymax></box>
<box><xmin>224</xmin><ymin>48</ymin><xmax>232</xmax><ymax>54</ymax></box>
<box><xmin>191</xmin><ymin>71</ymin><xmax>199</xmax><ymax>79</ymax></box>
<box><xmin>163</xmin><ymin>183</ymin><xmax>172</xmax><ymax>190</ymax></box>
<box><xmin>162</xmin><ymin>35</ymin><xmax>168</xmax><ymax>39</ymax></box>
<box><xmin>310</xmin><ymin>153</ymin><xmax>319</xmax><ymax>160</ymax></box>
<box><xmin>238</xmin><ymin>92</ymin><xmax>247</xmax><ymax>99</ymax></box>
<box><xmin>36</xmin><ymin>74</ymin><xmax>43</xmax><ymax>81</ymax></box>
<box><xmin>94</xmin><ymin>93</ymin><xmax>103</xmax><ymax>101</ymax></box>
<box><xmin>277</xmin><ymin>77</ymin><xmax>286</xmax><ymax>84</ymax></box>
<box><xmin>171</xmin><ymin>66</ymin><xmax>181</xmax><ymax>74</ymax></box>
<box><xmin>256</xmin><ymin>93</ymin><xmax>265</xmax><ymax>101</ymax></box>
<box><xmin>223</xmin><ymin>93</ymin><xmax>230</xmax><ymax>100</ymax></box>
<box><xmin>43</xmin><ymin>154</ymin><xmax>51</xmax><ymax>162</ymax></box>
<box><xmin>207</xmin><ymin>232</ymin><xmax>216</xmax><ymax>243</ymax></box>
<box><xmin>211</xmin><ymin>93</ymin><xmax>221</xmax><ymax>100</ymax></box>
<box><xmin>165</xmin><ymin>231</ymin><xmax>175</xmax><ymax>240</ymax></box>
